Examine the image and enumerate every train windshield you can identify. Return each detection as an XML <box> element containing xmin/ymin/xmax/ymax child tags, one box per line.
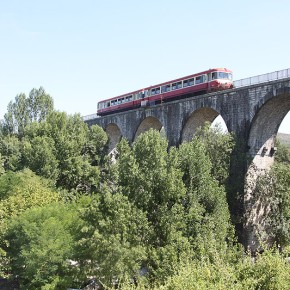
<box><xmin>212</xmin><ymin>72</ymin><xmax>232</xmax><ymax>80</ymax></box>
<box><xmin>98</xmin><ymin>102</ymin><xmax>105</xmax><ymax>109</ymax></box>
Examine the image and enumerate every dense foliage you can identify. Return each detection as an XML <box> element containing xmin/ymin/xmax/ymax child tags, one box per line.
<box><xmin>249</xmin><ymin>141</ymin><xmax>290</xmax><ymax>250</ymax></box>
<box><xmin>0</xmin><ymin>89</ymin><xmax>289</xmax><ymax>289</ymax></box>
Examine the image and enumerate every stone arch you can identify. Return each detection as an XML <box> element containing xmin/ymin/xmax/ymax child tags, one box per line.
<box><xmin>247</xmin><ymin>91</ymin><xmax>290</xmax><ymax>169</ymax></box>
<box><xmin>181</xmin><ymin>107</ymin><xmax>221</xmax><ymax>142</ymax></box>
<box><xmin>134</xmin><ymin>116</ymin><xmax>164</xmax><ymax>141</ymax></box>
<box><xmin>245</xmin><ymin>90</ymin><xmax>290</xmax><ymax>252</ymax></box>
<box><xmin>105</xmin><ymin>123</ymin><xmax>122</xmax><ymax>155</ymax></box>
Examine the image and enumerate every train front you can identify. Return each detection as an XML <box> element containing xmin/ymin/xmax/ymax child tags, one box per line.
<box><xmin>209</xmin><ymin>68</ymin><xmax>233</xmax><ymax>91</ymax></box>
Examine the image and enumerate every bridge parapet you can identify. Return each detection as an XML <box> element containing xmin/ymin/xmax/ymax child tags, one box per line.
<box><xmin>234</xmin><ymin>68</ymin><xmax>290</xmax><ymax>88</ymax></box>
<box><xmin>83</xmin><ymin>113</ymin><xmax>99</xmax><ymax>122</ymax></box>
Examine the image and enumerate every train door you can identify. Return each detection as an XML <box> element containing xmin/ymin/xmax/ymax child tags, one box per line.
<box><xmin>207</xmin><ymin>72</ymin><xmax>212</xmax><ymax>92</ymax></box>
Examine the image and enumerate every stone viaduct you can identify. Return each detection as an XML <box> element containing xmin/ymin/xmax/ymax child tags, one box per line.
<box><xmin>85</xmin><ymin>70</ymin><xmax>290</xmax><ymax>251</ymax></box>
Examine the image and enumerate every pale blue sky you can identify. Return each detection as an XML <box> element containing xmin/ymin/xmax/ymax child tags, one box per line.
<box><xmin>0</xmin><ymin>0</ymin><xmax>289</xmax><ymax>133</ymax></box>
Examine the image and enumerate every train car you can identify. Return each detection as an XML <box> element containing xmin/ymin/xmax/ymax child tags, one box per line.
<box><xmin>97</xmin><ymin>68</ymin><xmax>233</xmax><ymax>116</ymax></box>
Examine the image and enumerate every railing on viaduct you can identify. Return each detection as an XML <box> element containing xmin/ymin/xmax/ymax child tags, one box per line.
<box><xmin>83</xmin><ymin>68</ymin><xmax>290</xmax><ymax>122</ymax></box>
<box><xmin>234</xmin><ymin>68</ymin><xmax>290</xmax><ymax>88</ymax></box>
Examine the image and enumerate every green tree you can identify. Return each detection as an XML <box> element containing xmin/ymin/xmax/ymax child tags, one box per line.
<box><xmin>118</xmin><ymin>130</ymin><xmax>185</xmax><ymax>231</ymax></box>
<box><xmin>275</xmin><ymin>140</ymin><xmax>290</xmax><ymax>165</ymax></box>
<box><xmin>41</xmin><ymin>112</ymin><xmax>107</xmax><ymax>192</ymax></box>
<box><xmin>0</xmin><ymin>169</ymin><xmax>60</xmax><ymax>232</ymax></box>
<box><xmin>22</xmin><ymin>136</ymin><xmax>59</xmax><ymax>182</ymax></box>
<box><xmin>83</xmin><ymin>124</ymin><xmax>109</xmax><ymax>166</ymax></box>
<box><xmin>236</xmin><ymin>248</ymin><xmax>290</xmax><ymax>290</ymax></box>
<box><xmin>2</xmin><ymin>87</ymin><xmax>53</xmax><ymax>136</ymax></box>
<box><xmin>27</xmin><ymin>87</ymin><xmax>54</xmax><ymax>122</ymax></box>
<box><xmin>195</xmin><ymin>122</ymin><xmax>235</xmax><ymax>185</ymax></box>
<box><xmin>155</xmin><ymin>248</ymin><xmax>290</xmax><ymax>290</ymax></box>
<box><xmin>0</xmin><ymin>135</ymin><xmax>22</xmax><ymax>171</ymax></box>
<box><xmin>74</xmin><ymin>191</ymin><xmax>149</xmax><ymax>288</ymax></box>
<box><xmin>117</xmin><ymin>130</ymin><xmax>190</xmax><ymax>282</ymax></box>
<box><xmin>0</xmin><ymin>154</ymin><xmax>4</xmax><ymax>176</ymax></box>
<box><xmin>116</xmin><ymin>129</ymin><xmax>234</xmax><ymax>282</ymax></box>
<box><xmin>248</xmin><ymin>137</ymin><xmax>290</xmax><ymax>252</ymax></box>
<box><xmin>0</xmin><ymin>169</ymin><xmax>61</xmax><ymax>277</ymax></box>
<box><xmin>20</xmin><ymin>111</ymin><xmax>108</xmax><ymax>192</ymax></box>
<box><xmin>5</xmin><ymin>203</ymin><xmax>80</xmax><ymax>289</ymax></box>
<box><xmin>259</xmin><ymin>163</ymin><xmax>290</xmax><ymax>249</ymax></box>
<box><xmin>178</xmin><ymin>136</ymin><xmax>234</xmax><ymax>258</ymax></box>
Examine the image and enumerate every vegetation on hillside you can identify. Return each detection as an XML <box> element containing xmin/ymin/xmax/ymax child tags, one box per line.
<box><xmin>0</xmin><ymin>88</ymin><xmax>289</xmax><ymax>289</ymax></box>
<box><xmin>277</xmin><ymin>133</ymin><xmax>290</xmax><ymax>149</ymax></box>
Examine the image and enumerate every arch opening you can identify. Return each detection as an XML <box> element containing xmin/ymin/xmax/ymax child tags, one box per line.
<box><xmin>105</xmin><ymin>123</ymin><xmax>122</xmax><ymax>156</ymax></box>
<box><xmin>181</xmin><ymin>107</ymin><xmax>228</xmax><ymax>142</ymax></box>
<box><xmin>277</xmin><ymin>111</ymin><xmax>290</xmax><ymax>146</ymax></box>
<box><xmin>247</xmin><ymin>94</ymin><xmax>290</xmax><ymax>170</ymax></box>
<box><xmin>211</xmin><ymin>115</ymin><xmax>229</xmax><ymax>133</ymax></box>
<box><xmin>278</xmin><ymin>111</ymin><xmax>290</xmax><ymax>134</ymax></box>
<box><xmin>134</xmin><ymin>116</ymin><xmax>163</xmax><ymax>141</ymax></box>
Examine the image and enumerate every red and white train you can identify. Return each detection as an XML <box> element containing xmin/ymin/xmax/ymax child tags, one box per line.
<box><xmin>97</xmin><ymin>68</ymin><xmax>233</xmax><ymax>116</ymax></box>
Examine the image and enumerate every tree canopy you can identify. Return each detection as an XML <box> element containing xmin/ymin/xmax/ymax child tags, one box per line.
<box><xmin>2</xmin><ymin>87</ymin><xmax>53</xmax><ymax>136</ymax></box>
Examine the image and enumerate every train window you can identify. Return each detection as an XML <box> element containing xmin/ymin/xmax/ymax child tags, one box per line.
<box><xmin>188</xmin><ymin>78</ymin><xmax>195</xmax><ymax>86</ymax></box>
<box><xmin>212</xmin><ymin>72</ymin><xmax>218</xmax><ymax>80</ymax></box>
<box><xmin>195</xmin><ymin>75</ymin><xmax>205</xmax><ymax>84</ymax></box>
<box><xmin>183</xmin><ymin>80</ymin><xmax>188</xmax><ymax>87</ymax></box>
<box><xmin>177</xmin><ymin>81</ymin><xmax>182</xmax><ymax>89</ymax></box>
<box><xmin>217</xmin><ymin>72</ymin><xmax>233</xmax><ymax>80</ymax></box>
<box><xmin>107</xmin><ymin>102</ymin><xmax>110</xmax><ymax>107</ymax></box>
<box><xmin>151</xmin><ymin>87</ymin><xmax>160</xmax><ymax>95</ymax></box>
<box><xmin>162</xmin><ymin>85</ymin><xmax>171</xmax><ymax>92</ymax></box>
<box><xmin>172</xmin><ymin>82</ymin><xmax>177</xmax><ymax>90</ymax></box>
<box><xmin>214</xmin><ymin>72</ymin><xmax>232</xmax><ymax>80</ymax></box>
<box><xmin>125</xmin><ymin>95</ymin><xmax>132</xmax><ymax>102</ymax></box>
